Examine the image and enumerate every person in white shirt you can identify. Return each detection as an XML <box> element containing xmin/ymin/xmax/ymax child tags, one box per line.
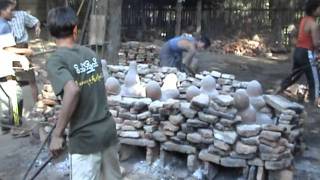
<box><xmin>0</xmin><ymin>33</ymin><xmax>30</xmax><ymax>134</ymax></box>
<box><xmin>6</xmin><ymin>0</ymin><xmax>39</xmax><ymax>102</ymax></box>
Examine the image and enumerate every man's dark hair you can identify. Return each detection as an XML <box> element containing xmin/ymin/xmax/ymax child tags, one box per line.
<box><xmin>305</xmin><ymin>0</ymin><xmax>320</xmax><ymax>16</ymax></box>
<box><xmin>0</xmin><ymin>1</ymin><xmax>13</xmax><ymax>14</ymax></box>
<box><xmin>47</xmin><ymin>7</ymin><xmax>78</xmax><ymax>38</ymax></box>
<box><xmin>198</xmin><ymin>36</ymin><xmax>211</xmax><ymax>49</ymax></box>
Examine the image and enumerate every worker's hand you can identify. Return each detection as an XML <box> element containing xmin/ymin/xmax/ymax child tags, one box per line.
<box><xmin>35</xmin><ymin>23</ymin><xmax>41</xmax><ymax>38</ymax></box>
<box><xmin>48</xmin><ymin>110</ymin><xmax>59</xmax><ymax>124</ymax></box>
<box><xmin>25</xmin><ymin>48</ymin><xmax>34</xmax><ymax>56</ymax></box>
<box><xmin>49</xmin><ymin>133</ymin><xmax>64</xmax><ymax>158</ymax></box>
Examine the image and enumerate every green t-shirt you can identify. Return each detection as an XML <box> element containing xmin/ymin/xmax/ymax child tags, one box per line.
<box><xmin>46</xmin><ymin>44</ymin><xmax>117</xmax><ymax>154</ymax></box>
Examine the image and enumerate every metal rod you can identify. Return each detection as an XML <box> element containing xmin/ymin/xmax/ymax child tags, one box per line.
<box><xmin>22</xmin><ymin>125</ymin><xmax>55</xmax><ymax>180</ymax></box>
<box><xmin>29</xmin><ymin>156</ymin><xmax>53</xmax><ymax>180</ymax></box>
<box><xmin>13</xmin><ymin>67</ymin><xmax>37</xmax><ymax>71</ymax></box>
<box><xmin>31</xmin><ymin>49</ymin><xmax>55</xmax><ymax>57</ymax></box>
<box><xmin>76</xmin><ymin>0</ymin><xmax>86</xmax><ymax>16</ymax></box>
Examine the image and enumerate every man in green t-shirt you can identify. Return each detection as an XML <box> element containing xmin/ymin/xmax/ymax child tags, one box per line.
<box><xmin>46</xmin><ymin>7</ymin><xmax>121</xmax><ymax>180</ymax></box>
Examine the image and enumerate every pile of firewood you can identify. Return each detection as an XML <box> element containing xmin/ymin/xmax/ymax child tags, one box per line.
<box><xmin>210</xmin><ymin>37</ymin><xmax>268</xmax><ymax>57</ymax></box>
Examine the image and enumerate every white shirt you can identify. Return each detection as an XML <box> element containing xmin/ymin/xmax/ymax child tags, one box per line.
<box><xmin>0</xmin><ymin>49</ymin><xmax>30</xmax><ymax>78</ymax></box>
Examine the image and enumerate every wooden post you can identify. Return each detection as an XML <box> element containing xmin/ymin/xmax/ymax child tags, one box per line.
<box><xmin>141</xmin><ymin>0</ymin><xmax>147</xmax><ymax>40</ymax></box>
<box><xmin>270</xmin><ymin>0</ymin><xmax>285</xmax><ymax>46</ymax></box>
<box><xmin>106</xmin><ymin>0</ymin><xmax>123</xmax><ymax>65</ymax></box>
<box><xmin>95</xmin><ymin>0</ymin><xmax>109</xmax><ymax>15</ymax></box>
<box><xmin>175</xmin><ymin>0</ymin><xmax>183</xmax><ymax>36</ymax></box>
<box><xmin>79</xmin><ymin>0</ymin><xmax>92</xmax><ymax>45</ymax></box>
<box><xmin>88</xmin><ymin>0</ymin><xmax>107</xmax><ymax>46</ymax></box>
<box><xmin>196</xmin><ymin>0</ymin><xmax>202</xmax><ymax>34</ymax></box>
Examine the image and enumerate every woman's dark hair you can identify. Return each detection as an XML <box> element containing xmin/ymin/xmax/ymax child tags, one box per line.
<box><xmin>305</xmin><ymin>0</ymin><xmax>320</xmax><ymax>16</ymax></box>
<box><xmin>47</xmin><ymin>7</ymin><xmax>78</xmax><ymax>39</ymax></box>
<box><xmin>198</xmin><ymin>36</ymin><xmax>211</xmax><ymax>49</ymax></box>
<box><xmin>0</xmin><ymin>1</ymin><xmax>13</xmax><ymax>13</ymax></box>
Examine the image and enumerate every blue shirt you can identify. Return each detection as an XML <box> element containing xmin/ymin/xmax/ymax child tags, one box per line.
<box><xmin>168</xmin><ymin>34</ymin><xmax>195</xmax><ymax>53</ymax></box>
<box><xmin>0</xmin><ymin>17</ymin><xmax>12</xmax><ymax>35</ymax></box>
<box><xmin>8</xmin><ymin>11</ymin><xmax>39</xmax><ymax>43</ymax></box>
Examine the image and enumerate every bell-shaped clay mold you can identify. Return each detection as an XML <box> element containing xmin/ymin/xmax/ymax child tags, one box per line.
<box><xmin>146</xmin><ymin>81</ymin><xmax>162</xmax><ymax>100</ymax></box>
<box><xmin>200</xmin><ymin>75</ymin><xmax>218</xmax><ymax>98</ymax></box>
<box><xmin>105</xmin><ymin>77</ymin><xmax>121</xmax><ymax>95</ymax></box>
<box><xmin>161</xmin><ymin>73</ymin><xmax>179</xmax><ymax>101</ymax></box>
<box><xmin>186</xmin><ymin>85</ymin><xmax>201</xmax><ymax>101</ymax></box>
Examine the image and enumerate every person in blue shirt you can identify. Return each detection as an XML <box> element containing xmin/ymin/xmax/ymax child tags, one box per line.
<box><xmin>0</xmin><ymin>0</ymin><xmax>13</xmax><ymax>34</ymax></box>
<box><xmin>0</xmin><ymin>0</ymin><xmax>32</xmax><ymax>55</ymax></box>
<box><xmin>159</xmin><ymin>34</ymin><xmax>211</xmax><ymax>74</ymax></box>
<box><xmin>8</xmin><ymin>0</ymin><xmax>41</xmax><ymax>46</ymax></box>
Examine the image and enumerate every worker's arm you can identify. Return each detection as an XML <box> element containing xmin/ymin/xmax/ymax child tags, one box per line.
<box><xmin>178</xmin><ymin>39</ymin><xmax>196</xmax><ymax>66</ymax></box>
<box><xmin>310</xmin><ymin>21</ymin><xmax>320</xmax><ymax>49</ymax></box>
<box><xmin>50</xmin><ymin>80</ymin><xmax>80</xmax><ymax>157</ymax></box>
<box><xmin>22</xmin><ymin>11</ymin><xmax>41</xmax><ymax>37</ymax></box>
<box><xmin>4</xmin><ymin>47</ymin><xmax>33</xmax><ymax>56</ymax></box>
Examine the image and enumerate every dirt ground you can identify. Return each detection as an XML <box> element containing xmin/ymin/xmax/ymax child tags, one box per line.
<box><xmin>0</xmin><ymin>50</ymin><xmax>319</xmax><ymax>180</ymax></box>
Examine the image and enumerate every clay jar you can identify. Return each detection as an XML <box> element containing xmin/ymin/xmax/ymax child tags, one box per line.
<box><xmin>146</xmin><ymin>81</ymin><xmax>162</xmax><ymax>100</ymax></box>
<box><xmin>200</xmin><ymin>75</ymin><xmax>218</xmax><ymax>98</ymax></box>
<box><xmin>121</xmin><ymin>61</ymin><xmax>145</xmax><ymax>97</ymax></box>
<box><xmin>246</xmin><ymin>80</ymin><xmax>266</xmax><ymax>111</ymax></box>
<box><xmin>105</xmin><ymin>77</ymin><xmax>121</xmax><ymax>95</ymax></box>
<box><xmin>161</xmin><ymin>73</ymin><xmax>179</xmax><ymax>101</ymax></box>
<box><xmin>246</xmin><ymin>80</ymin><xmax>263</xmax><ymax>97</ymax></box>
<box><xmin>234</xmin><ymin>89</ymin><xmax>249</xmax><ymax>110</ymax></box>
<box><xmin>186</xmin><ymin>85</ymin><xmax>201</xmax><ymax>101</ymax></box>
<box><xmin>124</xmin><ymin>61</ymin><xmax>140</xmax><ymax>87</ymax></box>
<box><xmin>234</xmin><ymin>89</ymin><xmax>256</xmax><ymax>123</ymax></box>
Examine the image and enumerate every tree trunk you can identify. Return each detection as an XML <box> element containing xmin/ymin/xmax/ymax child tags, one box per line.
<box><xmin>107</xmin><ymin>0</ymin><xmax>123</xmax><ymax>65</ymax></box>
<box><xmin>270</xmin><ymin>0</ymin><xmax>285</xmax><ymax>46</ymax></box>
<box><xmin>141</xmin><ymin>1</ymin><xmax>147</xmax><ymax>41</ymax></box>
<box><xmin>196</xmin><ymin>0</ymin><xmax>202</xmax><ymax>34</ymax></box>
<box><xmin>175</xmin><ymin>0</ymin><xmax>183</xmax><ymax>36</ymax></box>
<box><xmin>88</xmin><ymin>0</ymin><xmax>107</xmax><ymax>46</ymax></box>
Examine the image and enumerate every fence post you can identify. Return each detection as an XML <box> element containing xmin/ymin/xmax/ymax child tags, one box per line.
<box><xmin>107</xmin><ymin>0</ymin><xmax>123</xmax><ymax>65</ymax></box>
<box><xmin>196</xmin><ymin>0</ymin><xmax>202</xmax><ymax>34</ymax></box>
<box><xmin>175</xmin><ymin>0</ymin><xmax>183</xmax><ymax>36</ymax></box>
